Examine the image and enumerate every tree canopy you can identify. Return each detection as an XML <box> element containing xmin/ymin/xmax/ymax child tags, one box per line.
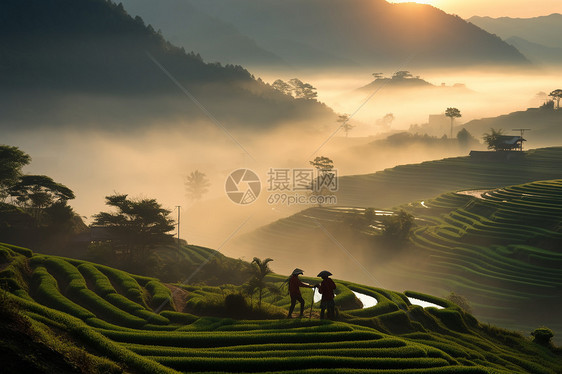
<box><xmin>549</xmin><ymin>89</ymin><xmax>562</xmax><ymax>109</ymax></box>
<box><xmin>445</xmin><ymin>107</ymin><xmax>462</xmax><ymax>138</ymax></box>
<box><xmin>92</xmin><ymin>194</ymin><xmax>175</xmax><ymax>258</ymax></box>
<box><xmin>185</xmin><ymin>170</ymin><xmax>210</xmax><ymax>201</ymax></box>
<box><xmin>482</xmin><ymin>128</ymin><xmax>506</xmax><ymax>151</ymax></box>
<box><xmin>337</xmin><ymin>114</ymin><xmax>353</xmax><ymax>137</ymax></box>
<box><xmin>271</xmin><ymin>78</ymin><xmax>318</xmax><ymax>100</ymax></box>
<box><xmin>10</xmin><ymin>175</ymin><xmax>75</xmax><ymax>208</ymax></box>
<box><xmin>309</xmin><ymin>156</ymin><xmax>334</xmax><ymax>172</ymax></box>
<box><xmin>244</xmin><ymin>257</ymin><xmax>278</xmax><ymax>309</ymax></box>
<box><xmin>0</xmin><ymin>145</ymin><xmax>31</xmax><ymax>199</ymax></box>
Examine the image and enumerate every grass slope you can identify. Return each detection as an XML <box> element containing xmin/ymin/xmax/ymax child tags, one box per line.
<box><xmin>0</xmin><ymin>243</ymin><xmax>560</xmax><ymax>373</ymax></box>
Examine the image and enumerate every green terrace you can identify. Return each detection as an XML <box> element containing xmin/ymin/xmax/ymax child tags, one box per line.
<box><xmin>403</xmin><ymin>179</ymin><xmax>562</xmax><ymax>334</ymax></box>
<box><xmin>234</xmin><ymin>177</ymin><xmax>562</xmax><ymax>345</ymax></box>
<box><xmin>1</xmin><ymin>243</ymin><xmax>560</xmax><ymax>373</ymax></box>
<box><xmin>337</xmin><ymin>147</ymin><xmax>562</xmax><ymax>208</ymax></box>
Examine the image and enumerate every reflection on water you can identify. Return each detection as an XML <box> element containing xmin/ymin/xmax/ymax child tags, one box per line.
<box><xmin>351</xmin><ymin>291</ymin><xmax>378</xmax><ymax>309</ymax></box>
<box><xmin>407</xmin><ymin>297</ymin><xmax>444</xmax><ymax>309</ymax></box>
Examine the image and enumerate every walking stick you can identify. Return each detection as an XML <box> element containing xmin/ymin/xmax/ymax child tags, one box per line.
<box><xmin>309</xmin><ymin>287</ymin><xmax>315</xmax><ymax>319</ymax></box>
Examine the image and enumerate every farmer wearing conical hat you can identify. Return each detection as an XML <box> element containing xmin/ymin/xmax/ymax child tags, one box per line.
<box><xmin>287</xmin><ymin>268</ymin><xmax>314</xmax><ymax>318</ymax></box>
<box><xmin>316</xmin><ymin>270</ymin><xmax>336</xmax><ymax>319</ymax></box>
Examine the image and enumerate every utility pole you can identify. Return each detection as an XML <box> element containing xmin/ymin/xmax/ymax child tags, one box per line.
<box><xmin>176</xmin><ymin>205</ymin><xmax>181</xmax><ymax>251</ymax></box>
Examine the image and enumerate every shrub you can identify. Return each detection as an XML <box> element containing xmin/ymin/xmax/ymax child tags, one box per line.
<box><xmin>0</xmin><ymin>246</ymin><xmax>13</xmax><ymax>263</ymax></box>
<box><xmin>224</xmin><ymin>292</ymin><xmax>251</xmax><ymax>318</ymax></box>
<box><xmin>531</xmin><ymin>327</ymin><xmax>554</xmax><ymax>346</ymax></box>
<box><xmin>446</xmin><ymin>292</ymin><xmax>472</xmax><ymax>314</ymax></box>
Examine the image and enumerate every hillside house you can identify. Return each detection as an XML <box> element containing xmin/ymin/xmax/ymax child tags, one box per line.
<box><xmin>469</xmin><ymin>135</ymin><xmax>527</xmax><ymax>161</ymax></box>
<box><xmin>495</xmin><ymin>135</ymin><xmax>526</xmax><ymax>151</ymax></box>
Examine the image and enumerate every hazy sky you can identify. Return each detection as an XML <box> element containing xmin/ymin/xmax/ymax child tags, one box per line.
<box><xmin>390</xmin><ymin>0</ymin><xmax>561</xmax><ymax>18</ymax></box>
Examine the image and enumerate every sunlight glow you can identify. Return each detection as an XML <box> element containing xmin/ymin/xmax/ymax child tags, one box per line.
<box><xmin>389</xmin><ymin>0</ymin><xmax>436</xmax><ymax>4</ymax></box>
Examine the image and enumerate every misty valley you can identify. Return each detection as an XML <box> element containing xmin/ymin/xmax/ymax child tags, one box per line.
<box><xmin>1</xmin><ymin>0</ymin><xmax>561</xmax><ymax>373</ymax></box>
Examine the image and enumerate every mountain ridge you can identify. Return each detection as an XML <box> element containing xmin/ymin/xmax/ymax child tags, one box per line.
<box><xmin>0</xmin><ymin>0</ymin><xmax>334</xmax><ymax>130</ymax></box>
<box><xmin>120</xmin><ymin>0</ymin><xmax>531</xmax><ymax>70</ymax></box>
<box><xmin>469</xmin><ymin>13</ymin><xmax>562</xmax><ymax>49</ymax></box>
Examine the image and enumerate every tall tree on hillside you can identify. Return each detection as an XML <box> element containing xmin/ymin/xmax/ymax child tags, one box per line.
<box><xmin>92</xmin><ymin>194</ymin><xmax>175</xmax><ymax>260</ymax></box>
<box><xmin>445</xmin><ymin>107</ymin><xmax>462</xmax><ymax>138</ymax></box>
<box><xmin>271</xmin><ymin>79</ymin><xmax>292</xmax><ymax>96</ymax></box>
<box><xmin>310</xmin><ymin>156</ymin><xmax>334</xmax><ymax>173</ymax></box>
<box><xmin>185</xmin><ymin>170</ymin><xmax>210</xmax><ymax>201</ymax></box>
<box><xmin>337</xmin><ymin>114</ymin><xmax>353</xmax><ymax>137</ymax></box>
<box><xmin>309</xmin><ymin>156</ymin><xmax>336</xmax><ymax>206</ymax></box>
<box><xmin>392</xmin><ymin>71</ymin><xmax>413</xmax><ymax>80</ymax></box>
<box><xmin>549</xmin><ymin>89</ymin><xmax>562</xmax><ymax>109</ymax></box>
<box><xmin>0</xmin><ymin>145</ymin><xmax>31</xmax><ymax>200</ymax></box>
<box><xmin>289</xmin><ymin>78</ymin><xmax>318</xmax><ymax>100</ymax></box>
<box><xmin>9</xmin><ymin>175</ymin><xmax>75</xmax><ymax>223</ymax></box>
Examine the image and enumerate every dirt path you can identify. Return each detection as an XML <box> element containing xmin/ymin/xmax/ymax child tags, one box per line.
<box><xmin>164</xmin><ymin>284</ymin><xmax>189</xmax><ymax>313</ymax></box>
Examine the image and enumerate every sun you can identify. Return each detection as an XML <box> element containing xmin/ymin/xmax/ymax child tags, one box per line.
<box><xmin>389</xmin><ymin>0</ymin><xmax>437</xmax><ymax>4</ymax></box>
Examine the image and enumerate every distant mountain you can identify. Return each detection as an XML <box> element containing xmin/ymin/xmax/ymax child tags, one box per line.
<box><xmin>505</xmin><ymin>36</ymin><xmax>562</xmax><ymax>65</ymax></box>
<box><xmin>120</xmin><ymin>0</ymin><xmax>530</xmax><ymax>69</ymax></box>
<box><xmin>469</xmin><ymin>14</ymin><xmax>562</xmax><ymax>49</ymax></box>
<box><xmin>118</xmin><ymin>0</ymin><xmax>289</xmax><ymax>68</ymax></box>
<box><xmin>469</xmin><ymin>14</ymin><xmax>562</xmax><ymax>65</ymax></box>
<box><xmin>0</xmin><ymin>0</ymin><xmax>334</xmax><ymax>130</ymax></box>
<box><xmin>356</xmin><ymin>71</ymin><xmax>471</xmax><ymax>93</ymax></box>
<box><xmin>357</xmin><ymin>73</ymin><xmax>434</xmax><ymax>91</ymax></box>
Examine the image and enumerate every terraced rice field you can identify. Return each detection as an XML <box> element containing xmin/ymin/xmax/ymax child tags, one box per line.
<box><xmin>400</xmin><ymin>179</ymin><xmax>562</xmax><ymax>335</ymax></box>
<box><xmin>234</xmin><ymin>177</ymin><xmax>562</xmax><ymax>343</ymax></box>
<box><xmin>1</xmin><ymin>243</ymin><xmax>560</xmax><ymax>373</ymax></box>
<box><xmin>338</xmin><ymin>147</ymin><xmax>562</xmax><ymax>208</ymax></box>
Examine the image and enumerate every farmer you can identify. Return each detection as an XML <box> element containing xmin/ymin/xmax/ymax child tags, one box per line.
<box><xmin>287</xmin><ymin>268</ymin><xmax>314</xmax><ymax>318</ymax></box>
<box><xmin>316</xmin><ymin>270</ymin><xmax>336</xmax><ymax>319</ymax></box>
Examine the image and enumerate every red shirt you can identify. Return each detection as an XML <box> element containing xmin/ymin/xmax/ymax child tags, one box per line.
<box><xmin>289</xmin><ymin>275</ymin><xmax>308</xmax><ymax>296</ymax></box>
<box><xmin>318</xmin><ymin>278</ymin><xmax>336</xmax><ymax>301</ymax></box>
